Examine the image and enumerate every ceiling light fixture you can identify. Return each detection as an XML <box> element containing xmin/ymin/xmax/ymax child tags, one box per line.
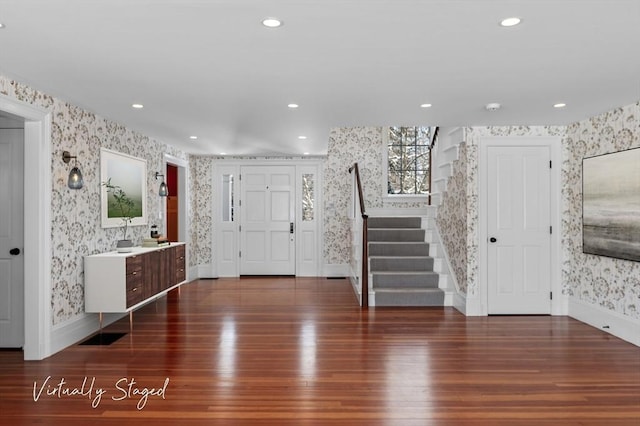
<box><xmin>298</xmin><ymin>136</ymin><xmax>307</xmax><ymax>140</ymax></box>
<box><xmin>189</xmin><ymin>136</ymin><xmax>198</xmax><ymax>140</ymax></box>
<box><xmin>500</xmin><ymin>17</ymin><xmax>521</xmax><ymax>27</ymax></box>
<box><xmin>420</xmin><ymin>103</ymin><xmax>432</xmax><ymax>108</ymax></box>
<box><xmin>131</xmin><ymin>103</ymin><xmax>144</xmax><ymax>109</ymax></box>
<box><xmin>485</xmin><ymin>102</ymin><xmax>501</xmax><ymax>111</ymax></box>
<box><xmin>262</xmin><ymin>18</ymin><xmax>283</xmax><ymax>28</ymax></box>
<box><xmin>0</xmin><ymin>23</ymin><xmax>5</xmax><ymax>29</ymax></box>
<box><xmin>303</xmin><ymin>152</ymin><xmax>310</xmax><ymax>156</ymax></box>
<box><xmin>287</xmin><ymin>103</ymin><xmax>299</xmax><ymax>109</ymax></box>
<box><xmin>553</xmin><ymin>103</ymin><xmax>567</xmax><ymax>108</ymax></box>
<box><xmin>220</xmin><ymin>152</ymin><xmax>226</xmax><ymax>156</ymax></box>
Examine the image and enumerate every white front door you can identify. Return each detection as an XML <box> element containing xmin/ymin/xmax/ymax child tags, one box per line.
<box><xmin>240</xmin><ymin>166</ymin><xmax>295</xmax><ymax>275</ymax></box>
<box><xmin>0</xmin><ymin>129</ymin><xmax>24</xmax><ymax>347</ymax></box>
<box><xmin>487</xmin><ymin>145</ymin><xmax>551</xmax><ymax>314</ymax></box>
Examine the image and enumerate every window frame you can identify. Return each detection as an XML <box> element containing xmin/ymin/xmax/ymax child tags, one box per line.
<box><xmin>381</xmin><ymin>127</ymin><xmax>431</xmax><ymax>203</ymax></box>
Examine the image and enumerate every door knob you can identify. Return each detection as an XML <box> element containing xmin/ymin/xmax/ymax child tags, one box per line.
<box><xmin>9</xmin><ymin>248</ymin><xmax>21</xmax><ymax>255</ymax></box>
<box><xmin>489</xmin><ymin>237</ymin><xmax>497</xmax><ymax>243</ymax></box>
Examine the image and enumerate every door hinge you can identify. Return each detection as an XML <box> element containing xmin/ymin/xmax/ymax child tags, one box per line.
<box><xmin>550</xmin><ymin>291</ymin><xmax>553</xmax><ymax>300</ymax></box>
<box><xmin>239</xmin><ymin>174</ymin><xmax>241</xmax><ymax>181</ymax></box>
<box><xmin>550</xmin><ymin>226</ymin><xmax>552</xmax><ymax>234</ymax></box>
<box><xmin>239</xmin><ymin>250</ymin><xmax>241</xmax><ymax>258</ymax></box>
<box><xmin>239</xmin><ymin>199</ymin><xmax>241</xmax><ymax>206</ymax></box>
<box><xmin>549</xmin><ymin>160</ymin><xmax>552</xmax><ymax>168</ymax></box>
<box><xmin>239</xmin><ymin>225</ymin><xmax>241</xmax><ymax>232</ymax></box>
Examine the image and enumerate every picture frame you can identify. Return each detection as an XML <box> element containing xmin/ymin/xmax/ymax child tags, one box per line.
<box><xmin>582</xmin><ymin>146</ymin><xmax>640</xmax><ymax>262</ymax></box>
<box><xmin>100</xmin><ymin>148</ymin><xmax>147</xmax><ymax>228</ymax></box>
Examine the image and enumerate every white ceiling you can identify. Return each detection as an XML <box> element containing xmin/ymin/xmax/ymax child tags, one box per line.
<box><xmin>0</xmin><ymin>0</ymin><xmax>639</xmax><ymax>155</ymax></box>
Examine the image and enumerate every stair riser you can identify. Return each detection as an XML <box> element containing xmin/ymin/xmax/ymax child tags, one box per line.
<box><xmin>370</xmin><ymin>257</ymin><xmax>434</xmax><ymax>271</ymax></box>
<box><xmin>372</xmin><ymin>273</ymin><xmax>439</xmax><ymax>289</ymax></box>
<box><xmin>374</xmin><ymin>291</ymin><xmax>445</xmax><ymax>307</ymax></box>
<box><xmin>368</xmin><ymin>229</ymin><xmax>425</xmax><ymax>242</ymax></box>
<box><xmin>368</xmin><ymin>243</ymin><xmax>430</xmax><ymax>257</ymax></box>
<box><xmin>368</xmin><ymin>217</ymin><xmax>422</xmax><ymax>229</ymax></box>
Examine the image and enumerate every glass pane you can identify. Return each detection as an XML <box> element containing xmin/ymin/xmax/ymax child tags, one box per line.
<box><xmin>416</xmin><ymin>170</ymin><xmax>430</xmax><ymax>194</ymax></box>
<box><xmin>387</xmin><ymin>171</ymin><xmax>402</xmax><ymax>194</ymax></box>
<box><xmin>302</xmin><ymin>174</ymin><xmax>314</xmax><ymax>221</ymax></box>
<box><xmin>389</xmin><ymin>127</ymin><xmax>402</xmax><ymax>144</ymax></box>
<box><xmin>388</xmin><ymin>145</ymin><xmax>402</xmax><ymax>172</ymax></box>
<box><xmin>222</xmin><ymin>174</ymin><xmax>234</xmax><ymax>222</ymax></box>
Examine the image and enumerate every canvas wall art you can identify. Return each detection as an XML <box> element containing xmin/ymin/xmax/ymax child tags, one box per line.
<box><xmin>582</xmin><ymin>147</ymin><xmax>640</xmax><ymax>262</ymax></box>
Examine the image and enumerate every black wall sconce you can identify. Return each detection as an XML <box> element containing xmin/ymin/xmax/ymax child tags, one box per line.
<box><xmin>62</xmin><ymin>150</ymin><xmax>83</xmax><ymax>189</ymax></box>
<box><xmin>155</xmin><ymin>172</ymin><xmax>168</xmax><ymax>197</ymax></box>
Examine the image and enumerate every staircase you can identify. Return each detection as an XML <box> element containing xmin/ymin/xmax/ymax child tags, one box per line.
<box><xmin>368</xmin><ymin>216</ymin><xmax>446</xmax><ymax>306</ymax></box>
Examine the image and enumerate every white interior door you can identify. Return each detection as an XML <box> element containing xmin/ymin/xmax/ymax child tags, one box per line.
<box><xmin>487</xmin><ymin>145</ymin><xmax>551</xmax><ymax>314</ymax></box>
<box><xmin>240</xmin><ymin>166</ymin><xmax>295</xmax><ymax>275</ymax></box>
<box><xmin>0</xmin><ymin>129</ymin><xmax>24</xmax><ymax>347</ymax></box>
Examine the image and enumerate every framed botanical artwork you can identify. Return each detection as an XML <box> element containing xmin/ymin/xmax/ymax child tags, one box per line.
<box><xmin>100</xmin><ymin>148</ymin><xmax>147</xmax><ymax>228</ymax></box>
<box><xmin>582</xmin><ymin>147</ymin><xmax>640</xmax><ymax>262</ymax></box>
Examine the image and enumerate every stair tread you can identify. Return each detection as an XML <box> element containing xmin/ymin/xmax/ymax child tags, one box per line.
<box><xmin>374</xmin><ymin>288</ymin><xmax>444</xmax><ymax>293</ymax></box>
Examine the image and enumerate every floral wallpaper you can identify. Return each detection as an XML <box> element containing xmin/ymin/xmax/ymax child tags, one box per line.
<box><xmin>435</xmin><ymin>143</ymin><xmax>468</xmax><ymax>294</ymax></box>
<box><xmin>188</xmin><ymin>155</ymin><xmax>213</xmax><ymax>267</ymax></box>
<box><xmin>323</xmin><ymin>127</ymin><xmax>426</xmax><ymax>265</ymax></box>
<box><xmin>440</xmin><ymin>112</ymin><xmax>638</xmax><ymax>321</ymax></box>
<box><xmin>462</xmin><ymin>126</ymin><xmax>565</xmax><ymax>298</ymax></box>
<box><xmin>562</xmin><ymin>102</ymin><xmax>640</xmax><ymax>319</ymax></box>
<box><xmin>0</xmin><ymin>75</ymin><xmax>188</xmax><ymax>325</ymax></box>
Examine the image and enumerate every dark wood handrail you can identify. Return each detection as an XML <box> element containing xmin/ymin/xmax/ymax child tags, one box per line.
<box><xmin>348</xmin><ymin>163</ymin><xmax>368</xmax><ymax>308</ymax></box>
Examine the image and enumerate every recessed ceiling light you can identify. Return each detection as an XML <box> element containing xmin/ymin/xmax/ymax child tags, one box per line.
<box><xmin>131</xmin><ymin>103</ymin><xmax>144</xmax><ymax>109</ymax></box>
<box><xmin>298</xmin><ymin>136</ymin><xmax>307</xmax><ymax>140</ymax></box>
<box><xmin>500</xmin><ymin>17</ymin><xmax>521</xmax><ymax>27</ymax></box>
<box><xmin>189</xmin><ymin>136</ymin><xmax>198</xmax><ymax>140</ymax></box>
<box><xmin>420</xmin><ymin>103</ymin><xmax>432</xmax><ymax>108</ymax></box>
<box><xmin>303</xmin><ymin>152</ymin><xmax>310</xmax><ymax>156</ymax></box>
<box><xmin>0</xmin><ymin>23</ymin><xmax>5</xmax><ymax>29</ymax></box>
<box><xmin>287</xmin><ymin>103</ymin><xmax>299</xmax><ymax>109</ymax></box>
<box><xmin>553</xmin><ymin>103</ymin><xmax>567</xmax><ymax>108</ymax></box>
<box><xmin>220</xmin><ymin>152</ymin><xmax>226</xmax><ymax>156</ymax></box>
<box><xmin>262</xmin><ymin>18</ymin><xmax>283</xmax><ymax>28</ymax></box>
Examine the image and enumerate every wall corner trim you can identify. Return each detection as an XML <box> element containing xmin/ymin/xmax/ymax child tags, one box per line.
<box><xmin>569</xmin><ymin>298</ymin><xmax>640</xmax><ymax>347</ymax></box>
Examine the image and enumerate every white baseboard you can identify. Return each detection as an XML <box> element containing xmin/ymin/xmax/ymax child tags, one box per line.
<box><xmin>49</xmin><ymin>312</ymin><xmax>126</xmax><ymax>357</ymax></box>
<box><xmin>452</xmin><ymin>291</ymin><xmax>467</xmax><ymax>314</ymax></box>
<box><xmin>569</xmin><ymin>298</ymin><xmax>639</xmax><ymax>346</ymax></box>
<box><xmin>323</xmin><ymin>263</ymin><xmax>349</xmax><ymax>277</ymax></box>
<box><xmin>196</xmin><ymin>264</ymin><xmax>216</xmax><ymax>279</ymax></box>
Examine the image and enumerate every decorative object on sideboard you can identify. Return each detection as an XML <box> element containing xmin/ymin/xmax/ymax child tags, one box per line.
<box><xmin>155</xmin><ymin>172</ymin><xmax>168</xmax><ymax>197</ymax></box>
<box><xmin>62</xmin><ymin>150</ymin><xmax>83</xmax><ymax>189</ymax></box>
<box><xmin>101</xmin><ymin>178</ymin><xmax>135</xmax><ymax>253</ymax></box>
<box><xmin>150</xmin><ymin>225</ymin><xmax>159</xmax><ymax>238</ymax></box>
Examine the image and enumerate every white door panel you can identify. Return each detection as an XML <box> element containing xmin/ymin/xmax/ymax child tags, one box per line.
<box><xmin>0</xmin><ymin>129</ymin><xmax>24</xmax><ymax>347</ymax></box>
<box><xmin>240</xmin><ymin>166</ymin><xmax>295</xmax><ymax>275</ymax></box>
<box><xmin>487</xmin><ymin>145</ymin><xmax>551</xmax><ymax>314</ymax></box>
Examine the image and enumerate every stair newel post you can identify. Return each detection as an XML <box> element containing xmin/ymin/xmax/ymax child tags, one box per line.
<box><xmin>362</xmin><ymin>214</ymin><xmax>369</xmax><ymax>308</ymax></box>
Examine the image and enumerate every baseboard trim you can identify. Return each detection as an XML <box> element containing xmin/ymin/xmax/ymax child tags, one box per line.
<box><xmin>50</xmin><ymin>312</ymin><xmax>126</xmax><ymax>357</ymax></box>
<box><xmin>569</xmin><ymin>298</ymin><xmax>639</xmax><ymax>347</ymax></box>
<box><xmin>323</xmin><ymin>263</ymin><xmax>349</xmax><ymax>277</ymax></box>
<box><xmin>452</xmin><ymin>291</ymin><xmax>467</xmax><ymax>315</ymax></box>
<box><xmin>196</xmin><ymin>264</ymin><xmax>216</xmax><ymax>279</ymax></box>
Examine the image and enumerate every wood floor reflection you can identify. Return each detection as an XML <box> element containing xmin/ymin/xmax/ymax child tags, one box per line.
<box><xmin>1</xmin><ymin>277</ymin><xmax>639</xmax><ymax>425</ymax></box>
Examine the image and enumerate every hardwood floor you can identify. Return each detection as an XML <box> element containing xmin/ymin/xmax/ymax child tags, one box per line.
<box><xmin>1</xmin><ymin>277</ymin><xmax>639</xmax><ymax>425</ymax></box>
